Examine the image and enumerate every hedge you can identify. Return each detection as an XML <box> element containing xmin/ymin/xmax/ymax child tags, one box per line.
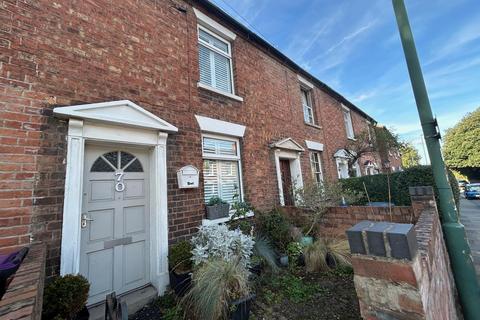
<box><xmin>340</xmin><ymin>166</ymin><xmax>460</xmax><ymax>210</ymax></box>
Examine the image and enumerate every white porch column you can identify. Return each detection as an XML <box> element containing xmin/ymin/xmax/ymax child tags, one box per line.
<box><xmin>150</xmin><ymin>132</ymin><xmax>169</xmax><ymax>293</ymax></box>
<box><xmin>60</xmin><ymin>119</ymin><xmax>85</xmax><ymax>275</ymax></box>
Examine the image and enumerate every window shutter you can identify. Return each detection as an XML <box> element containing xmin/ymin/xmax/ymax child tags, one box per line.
<box><xmin>213</xmin><ymin>52</ymin><xmax>231</xmax><ymax>93</ymax></box>
<box><xmin>203</xmin><ymin>160</ymin><xmax>219</xmax><ymax>203</ymax></box>
<box><xmin>199</xmin><ymin>44</ymin><xmax>212</xmax><ymax>86</ymax></box>
<box><xmin>218</xmin><ymin>161</ymin><xmax>239</xmax><ymax>203</ymax></box>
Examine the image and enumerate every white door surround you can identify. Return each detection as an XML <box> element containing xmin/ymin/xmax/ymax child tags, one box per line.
<box><xmin>54</xmin><ymin>100</ymin><xmax>178</xmax><ymax>297</ymax></box>
<box><xmin>270</xmin><ymin>138</ymin><xmax>304</xmax><ymax>206</ymax></box>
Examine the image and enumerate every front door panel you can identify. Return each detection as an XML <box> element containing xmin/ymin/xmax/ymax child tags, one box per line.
<box><xmin>280</xmin><ymin>159</ymin><xmax>294</xmax><ymax>206</ymax></box>
<box><xmin>80</xmin><ymin>145</ymin><xmax>150</xmax><ymax>305</ymax></box>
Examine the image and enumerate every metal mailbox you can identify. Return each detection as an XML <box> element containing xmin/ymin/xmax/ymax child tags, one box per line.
<box><xmin>177</xmin><ymin>165</ymin><xmax>199</xmax><ymax>189</ymax></box>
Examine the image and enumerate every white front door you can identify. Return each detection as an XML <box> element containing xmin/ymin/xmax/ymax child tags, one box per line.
<box><xmin>80</xmin><ymin>145</ymin><xmax>150</xmax><ymax>305</ymax></box>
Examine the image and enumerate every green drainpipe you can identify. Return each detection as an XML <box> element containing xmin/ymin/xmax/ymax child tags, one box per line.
<box><xmin>392</xmin><ymin>0</ymin><xmax>480</xmax><ymax>318</ymax></box>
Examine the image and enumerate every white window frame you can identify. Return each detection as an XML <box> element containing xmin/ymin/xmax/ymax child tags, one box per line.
<box><xmin>201</xmin><ymin>133</ymin><xmax>245</xmax><ymax>203</ymax></box>
<box><xmin>342</xmin><ymin>105</ymin><xmax>355</xmax><ymax>139</ymax></box>
<box><xmin>301</xmin><ymin>87</ymin><xmax>315</xmax><ymax>125</ymax></box>
<box><xmin>309</xmin><ymin>151</ymin><xmax>323</xmax><ymax>184</ymax></box>
<box><xmin>197</xmin><ymin>25</ymin><xmax>237</xmax><ymax>96</ymax></box>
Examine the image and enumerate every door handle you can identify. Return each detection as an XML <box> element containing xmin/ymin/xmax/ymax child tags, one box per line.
<box><xmin>81</xmin><ymin>214</ymin><xmax>94</xmax><ymax>228</ymax></box>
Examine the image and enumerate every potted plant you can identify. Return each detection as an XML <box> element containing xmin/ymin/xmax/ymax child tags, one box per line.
<box><xmin>182</xmin><ymin>258</ymin><xmax>255</xmax><ymax>320</ymax></box>
<box><xmin>42</xmin><ymin>274</ymin><xmax>90</xmax><ymax>320</ymax></box>
<box><xmin>168</xmin><ymin>240</ymin><xmax>193</xmax><ymax>296</ymax></box>
<box><xmin>206</xmin><ymin>196</ymin><xmax>230</xmax><ymax>220</ymax></box>
<box><xmin>186</xmin><ymin>224</ymin><xmax>256</xmax><ymax>320</ymax></box>
<box><xmin>255</xmin><ymin>209</ymin><xmax>293</xmax><ymax>264</ymax></box>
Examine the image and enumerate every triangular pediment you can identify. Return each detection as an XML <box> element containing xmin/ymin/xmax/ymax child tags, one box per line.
<box><xmin>334</xmin><ymin>149</ymin><xmax>356</xmax><ymax>158</ymax></box>
<box><xmin>270</xmin><ymin>138</ymin><xmax>305</xmax><ymax>152</ymax></box>
<box><xmin>54</xmin><ymin>100</ymin><xmax>178</xmax><ymax>132</ymax></box>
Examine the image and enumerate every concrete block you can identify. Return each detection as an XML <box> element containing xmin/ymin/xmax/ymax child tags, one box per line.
<box><xmin>346</xmin><ymin>220</ymin><xmax>373</xmax><ymax>254</ymax></box>
<box><xmin>387</xmin><ymin>223</ymin><xmax>417</xmax><ymax>260</ymax></box>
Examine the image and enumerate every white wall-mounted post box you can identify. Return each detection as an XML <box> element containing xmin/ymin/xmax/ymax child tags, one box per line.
<box><xmin>177</xmin><ymin>165</ymin><xmax>199</xmax><ymax>189</ymax></box>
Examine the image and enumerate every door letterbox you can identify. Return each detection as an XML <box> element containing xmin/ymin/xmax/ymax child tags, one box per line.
<box><xmin>177</xmin><ymin>165</ymin><xmax>199</xmax><ymax>189</ymax></box>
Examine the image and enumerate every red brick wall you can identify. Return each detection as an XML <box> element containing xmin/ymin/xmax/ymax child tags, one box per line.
<box><xmin>349</xmin><ymin>189</ymin><xmax>460</xmax><ymax>319</ymax></box>
<box><xmin>0</xmin><ymin>0</ymin><xmax>385</xmax><ymax>277</ymax></box>
<box><xmin>283</xmin><ymin>205</ymin><xmax>415</xmax><ymax>238</ymax></box>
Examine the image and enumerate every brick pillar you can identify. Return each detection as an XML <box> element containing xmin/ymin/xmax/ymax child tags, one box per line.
<box><xmin>409</xmin><ymin>186</ymin><xmax>437</xmax><ymax>219</ymax></box>
<box><xmin>346</xmin><ymin>221</ymin><xmax>425</xmax><ymax>319</ymax></box>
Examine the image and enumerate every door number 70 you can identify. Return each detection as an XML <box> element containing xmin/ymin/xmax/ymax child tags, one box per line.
<box><xmin>115</xmin><ymin>172</ymin><xmax>125</xmax><ymax>192</ymax></box>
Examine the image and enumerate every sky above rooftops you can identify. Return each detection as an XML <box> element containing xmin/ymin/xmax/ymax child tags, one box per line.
<box><xmin>210</xmin><ymin>0</ymin><xmax>480</xmax><ymax>164</ymax></box>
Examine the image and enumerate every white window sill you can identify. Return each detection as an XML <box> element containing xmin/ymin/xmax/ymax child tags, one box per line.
<box><xmin>201</xmin><ymin>210</ymin><xmax>254</xmax><ymax>226</ymax></box>
<box><xmin>197</xmin><ymin>82</ymin><xmax>244</xmax><ymax>102</ymax></box>
<box><xmin>305</xmin><ymin>122</ymin><xmax>322</xmax><ymax>130</ymax></box>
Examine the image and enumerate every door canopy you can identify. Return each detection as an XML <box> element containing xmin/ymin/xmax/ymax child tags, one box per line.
<box><xmin>270</xmin><ymin>138</ymin><xmax>305</xmax><ymax>152</ymax></box>
<box><xmin>54</xmin><ymin>100</ymin><xmax>178</xmax><ymax>132</ymax></box>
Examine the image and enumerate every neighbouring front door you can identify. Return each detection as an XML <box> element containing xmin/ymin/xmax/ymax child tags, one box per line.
<box><xmin>280</xmin><ymin>159</ymin><xmax>294</xmax><ymax>206</ymax></box>
<box><xmin>80</xmin><ymin>145</ymin><xmax>150</xmax><ymax>305</ymax></box>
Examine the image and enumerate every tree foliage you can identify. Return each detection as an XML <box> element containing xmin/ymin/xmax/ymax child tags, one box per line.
<box><xmin>343</xmin><ymin>125</ymin><xmax>400</xmax><ymax>175</ymax></box>
<box><xmin>443</xmin><ymin>108</ymin><xmax>480</xmax><ymax>169</ymax></box>
<box><xmin>400</xmin><ymin>142</ymin><xmax>421</xmax><ymax>168</ymax></box>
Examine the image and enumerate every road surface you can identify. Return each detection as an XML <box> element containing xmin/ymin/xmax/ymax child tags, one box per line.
<box><xmin>459</xmin><ymin>198</ymin><xmax>480</xmax><ymax>278</ymax></box>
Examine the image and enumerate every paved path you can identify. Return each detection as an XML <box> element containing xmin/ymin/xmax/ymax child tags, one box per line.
<box><xmin>459</xmin><ymin>198</ymin><xmax>480</xmax><ymax>278</ymax></box>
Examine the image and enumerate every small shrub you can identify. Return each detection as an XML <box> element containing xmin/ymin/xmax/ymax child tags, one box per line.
<box><xmin>182</xmin><ymin>258</ymin><xmax>251</xmax><ymax>320</ymax></box>
<box><xmin>286</xmin><ymin>242</ymin><xmax>303</xmax><ymax>260</ymax></box>
<box><xmin>207</xmin><ymin>196</ymin><xmax>228</xmax><ymax>206</ymax></box>
<box><xmin>191</xmin><ymin>224</ymin><xmax>254</xmax><ymax>268</ymax></box>
<box><xmin>294</xmin><ymin>181</ymin><xmax>363</xmax><ymax>235</ymax></box>
<box><xmin>304</xmin><ymin>238</ymin><xmax>351</xmax><ymax>273</ymax></box>
<box><xmin>256</xmin><ymin>208</ymin><xmax>292</xmax><ymax>252</ymax></box>
<box><xmin>42</xmin><ymin>274</ymin><xmax>90</xmax><ymax>320</ymax></box>
<box><xmin>169</xmin><ymin>240</ymin><xmax>193</xmax><ymax>273</ymax></box>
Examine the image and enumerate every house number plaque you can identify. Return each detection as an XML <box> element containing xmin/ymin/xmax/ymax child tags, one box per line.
<box><xmin>115</xmin><ymin>172</ymin><xmax>125</xmax><ymax>192</ymax></box>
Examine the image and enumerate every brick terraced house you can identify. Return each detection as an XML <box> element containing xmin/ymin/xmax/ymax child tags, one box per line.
<box><xmin>0</xmin><ymin>0</ymin><xmax>402</xmax><ymax>306</ymax></box>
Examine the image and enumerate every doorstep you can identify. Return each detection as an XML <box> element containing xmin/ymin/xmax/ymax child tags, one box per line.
<box><xmin>88</xmin><ymin>285</ymin><xmax>157</xmax><ymax>320</ymax></box>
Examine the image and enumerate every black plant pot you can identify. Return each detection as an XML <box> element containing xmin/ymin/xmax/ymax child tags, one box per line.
<box><xmin>230</xmin><ymin>294</ymin><xmax>256</xmax><ymax>320</ymax></box>
<box><xmin>206</xmin><ymin>203</ymin><xmax>230</xmax><ymax>220</ymax></box>
<box><xmin>297</xmin><ymin>254</ymin><xmax>305</xmax><ymax>267</ymax></box>
<box><xmin>169</xmin><ymin>270</ymin><xmax>192</xmax><ymax>297</ymax></box>
<box><xmin>248</xmin><ymin>262</ymin><xmax>263</xmax><ymax>276</ymax></box>
<box><xmin>73</xmin><ymin>306</ymin><xmax>89</xmax><ymax>320</ymax></box>
<box><xmin>326</xmin><ymin>252</ymin><xmax>337</xmax><ymax>269</ymax></box>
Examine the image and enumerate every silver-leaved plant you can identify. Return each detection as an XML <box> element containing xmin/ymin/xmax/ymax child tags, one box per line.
<box><xmin>191</xmin><ymin>224</ymin><xmax>255</xmax><ymax>267</ymax></box>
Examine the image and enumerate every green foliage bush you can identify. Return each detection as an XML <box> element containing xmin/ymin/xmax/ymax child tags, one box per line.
<box><xmin>42</xmin><ymin>274</ymin><xmax>90</xmax><ymax>320</ymax></box>
<box><xmin>255</xmin><ymin>208</ymin><xmax>292</xmax><ymax>252</ymax></box>
<box><xmin>340</xmin><ymin>165</ymin><xmax>460</xmax><ymax>209</ymax></box>
<box><xmin>168</xmin><ymin>240</ymin><xmax>193</xmax><ymax>273</ymax></box>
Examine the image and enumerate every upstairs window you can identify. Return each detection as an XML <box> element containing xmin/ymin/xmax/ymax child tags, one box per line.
<box><xmin>343</xmin><ymin>106</ymin><xmax>355</xmax><ymax>139</ymax></box>
<box><xmin>198</xmin><ymin>27</ymin><xmax>233</xmax><ymax>94</ymax></box>
<box><xmin>301</xmin><ymin>88</ymin><xmax>314</xmax><ymax>124</ymax></box>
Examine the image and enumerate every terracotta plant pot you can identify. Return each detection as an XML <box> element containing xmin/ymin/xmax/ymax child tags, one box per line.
<box><xmin>206</xmin><ymin>203</ymin><xmax>230</xmax><ymax>220</ymax></box>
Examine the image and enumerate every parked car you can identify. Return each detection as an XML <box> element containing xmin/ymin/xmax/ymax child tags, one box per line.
<box><xmin>458</xmin><ymin>179</ymin><xmax>470</xmax><ymax>192</ymax></box>
<box><xmin>465</xmin><ymin>183</ymin><xmax>480</xmax><ymax>200</ymax></box>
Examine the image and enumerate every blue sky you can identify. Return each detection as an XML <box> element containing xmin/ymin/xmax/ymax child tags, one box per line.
<box><xmin>211</xmin><ymin>0</ymin><xmax>480</xmax><ymax>164</ymax></box>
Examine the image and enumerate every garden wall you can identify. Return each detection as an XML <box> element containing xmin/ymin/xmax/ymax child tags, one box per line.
<box><xmin>0</xmin><ymin>244</ymin><xmax>46</xmax><ymax>320</ymax></box>
<box><xmin>347</xmin><ymin>186</ymin><xmax>460</xmax><ymax>320</ymax></box>
<box><xmin>283</xmin><ymin>205</ymin><xmax>416</xmax><ymax>238</ymax></box>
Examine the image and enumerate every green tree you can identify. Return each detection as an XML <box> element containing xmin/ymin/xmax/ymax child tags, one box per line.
<box><xmin>400</xmin><ymin>142</ymin><xmax>421</xmax><ymax>168</ymax></box>
<box><xmin>443</xmin><ymin>108</ymin><xmax>480</xmax><ymax>179</ymax></box>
